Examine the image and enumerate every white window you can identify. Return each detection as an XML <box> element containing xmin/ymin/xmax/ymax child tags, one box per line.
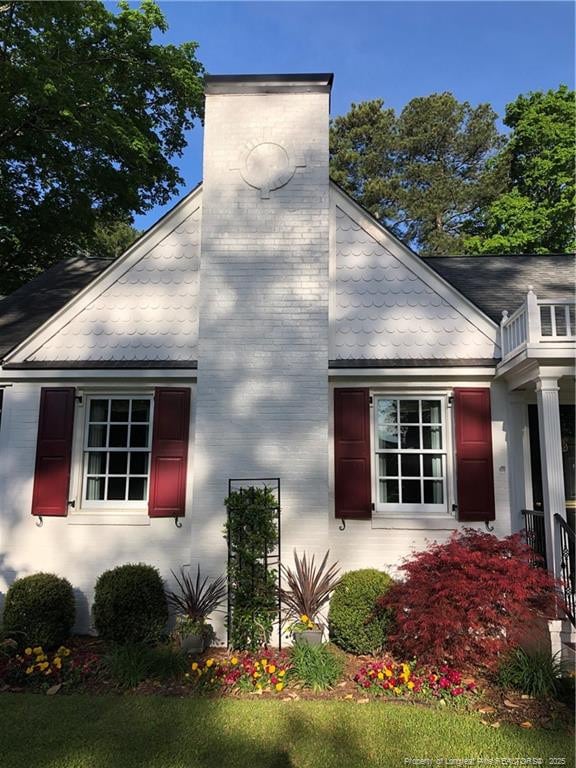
<box><xmin>374</xmin><ymin>395</ymin><xmax>448</xmax><ymax>514</ymax></box>
<box><xmin>82</xmin><ymin>396</ymin><xmax>153</xmax><ymax>508</ymax></box>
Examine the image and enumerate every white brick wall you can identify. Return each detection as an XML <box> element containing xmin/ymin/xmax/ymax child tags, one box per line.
<box><xmin>192</xmin><ymin>88</ymin><xmax>331</xmax><ymax>605</ymax></box>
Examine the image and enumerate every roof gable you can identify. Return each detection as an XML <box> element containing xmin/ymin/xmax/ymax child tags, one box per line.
<box><xmin>331</xmin><ymin>184</ymin><xmax>499</xmax><ymax>362</ymax></box>
<box><xmin>0</xmin><ymin>257</ymin><xmax>112</xmax><ymax>360</ymax></box>
<box><xmin>4</xmin><ymin>186</ymin><xmax>202</xmax><ymax>367</ymax></box>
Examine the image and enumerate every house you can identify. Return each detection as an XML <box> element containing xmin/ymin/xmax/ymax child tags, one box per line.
<box><xmin>0</xmin><ymin>74</ymin><xmax>574</xmax><ymax>646</ymax></box>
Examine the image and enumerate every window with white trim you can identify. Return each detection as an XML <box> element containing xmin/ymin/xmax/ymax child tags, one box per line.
<box><xmin>374</xmin><ymin>395</ymin><xmax>448</xmax><ymax>514</ymax></box>
<box><xmin>82</xmin><ymin>396</ymin><xmax>153</xmax><ymax>507</ymax></box>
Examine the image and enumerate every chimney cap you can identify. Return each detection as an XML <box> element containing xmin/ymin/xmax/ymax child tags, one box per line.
<box><xmin>204</xmin><ymin>73</ymin><xmax>334</xmax><ymax>95</ymax></box>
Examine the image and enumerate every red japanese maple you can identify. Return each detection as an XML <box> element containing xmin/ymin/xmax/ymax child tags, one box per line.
<box><xmin>377</xmin><ymin>530</ymin><xmax>559</xmax><ymax>670</ymax></box>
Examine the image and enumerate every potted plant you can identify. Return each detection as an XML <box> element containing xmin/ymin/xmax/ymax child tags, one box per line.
<box><xmin>166</xmin><ymin>565</ymin><xmax>227</xmax><ymax>654</ymax></box>
<box><xmin>281</xmin><ymin>550</ymin><xmax>340</xmax><ymax>646</ymax></box>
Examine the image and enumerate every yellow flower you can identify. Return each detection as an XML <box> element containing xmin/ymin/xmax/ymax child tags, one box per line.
<box><xmin>253</xmin><ymin>672</ymin><xmax>261</xmax><ymax>679</ymax></box>
<box><xmin>275</xmin><ymin>682</ymin><xmax>284</xmax><ymax>692</ymax></box>
<box><xmin>393</xmin><ymin>687</ymin><xmax>401</xmax><ymax>695</ymax></box>
<box><xmin>254</xmin><ymin>661</ymin><xmax>260</xmax><ymax>668</ymax></box>
<box><xmin>407</xmin><ymin>681</ymin><xmax>415</xmax><ymax>690</ymax></box>
<box><xmin>385</xmin><ymin>668</ymin><xmax>393</xmax><ymax>677</ymax></box>
<box><xmin>231</xmin><ymin>656</ymin><xmax>238</xmax><ymax>666</ymax></box>
<box><xmin>205</xmin><ymin>659</ymin><xmax>214</xmax><ymax>668</ymax></box>
<box><xmin>191</xmin><ymin>662</ymin><xmax>199</xmax><ymax>671</ymax></box>
<box><xmin>32</xmin><ymin>646</ymin><xmax>43</xmax><ymax>655</ymax></box>
<box><xmin>53</xmin><ymin>657</ymin><xmax>62</xmax><ymax>669</ymax></box>
<box><xmin>36</xmin><ymin>654</ymin><xmax>47</xmax><ymax>662</ymax></box>
<box><xmin>24</xmin><ymin>648</ymin><xmax>33</xmax><ymax>656</ymax></box>
<box><xmin>40</xmin><ymin>661</ymin><xmax>49</xmax><ymax>671</ymax></box>
<box><xmin>278</xmin><ymin>670</ymin><xmax>286</xmax><ymax>678</ymax></box>
<box><xmin>256</xmin><ymin>683</ymin><xmax>262</xmax><ymax>690</ymax></box>
<box><xmin>377</xmin><ymin>672</ymin><xmax>384</xmax><ymax>680</ymax></box>
<box><xmin>260</xmin><ymin>659</ymin><xmax>267</xmax><ymax>667</ymax></box>
<box><xmin>25</xmin><ymin>667</ymin><xmax>33</xmax><ymax>675</ymax></box>
<box><xmin>267</xmin><ymin>664</ymin><xmax>276</xmax><ymax>674</ymax></box>
<box><xmin>300</xmin><ymin>614</ymin><xmax>309</xmax><ymax>623</ymax></box>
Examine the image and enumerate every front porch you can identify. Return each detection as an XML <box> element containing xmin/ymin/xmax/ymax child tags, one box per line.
<box><xmin>497</xmin><ymin>288</ymin><xmax>576</xmax><ymax>640</ymax></box>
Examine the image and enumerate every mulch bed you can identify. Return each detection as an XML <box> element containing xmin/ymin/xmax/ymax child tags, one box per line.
<box><xmin>2</xmin><ymin>636</ymin><xmax>573</xmax><ymax>732</ymax></box>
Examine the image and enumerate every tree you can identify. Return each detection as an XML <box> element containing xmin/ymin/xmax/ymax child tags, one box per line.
<box><xmin>0</xmin><ymin>1</ymin><xmax>204</xmax><ymax>294</ymax></box>
<box><xmin>464</xmin><ymin>86</ymin><xmax>576</xmax><ymax>254</ymax></box>
<box><xmin>330</xmin><ymin>93</ymin><xmax>505</xmax><ymax>255</ymax></box>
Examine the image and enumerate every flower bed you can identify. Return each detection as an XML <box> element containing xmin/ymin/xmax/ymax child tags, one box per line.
<box><xmin>1</xmin><ymin>640</ymin><xmax>101</xmax><ymax>691</ymax></box>
<box><xmin>353</xmin><ymin>660</ymin><xmax>477</xmax><ymax>701</ymax></box>
<box><xmin>187</xmin><ymin>650</ymin><xmax>291</xmax><ymax>693</ymax></box>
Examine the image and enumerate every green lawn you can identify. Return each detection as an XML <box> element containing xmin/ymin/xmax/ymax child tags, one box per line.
<box><xmin>1</xmin><ymin>694</ymin><xmax>572</xmax><ymax>768</ymax></box>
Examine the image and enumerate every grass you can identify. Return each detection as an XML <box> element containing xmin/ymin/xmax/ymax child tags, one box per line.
<box><xmin>1</xmin><ymin>694</ymin><xmax>573</xmax><ymax>768</ymax></box>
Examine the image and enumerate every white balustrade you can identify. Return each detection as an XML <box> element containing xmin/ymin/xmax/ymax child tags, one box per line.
<box><xmin>501</xmin><ymin>287</ymin><xmax>575</xmax><ymax>361</ymax></box>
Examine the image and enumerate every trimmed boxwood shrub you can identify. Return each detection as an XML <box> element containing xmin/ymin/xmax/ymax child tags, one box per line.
<box><xmin>93</xmin><ymin>564</ymin><xmax>168</xmax><ymax>644</ymax></box>
<box><xmin>328</xmin><ymin>568</ymin><xmax>393</xmax><ymax>655</ymax></box>
<box><xmin>2</xmin><ymin>573</ymin><xmax>75</xmax><ymax>648</ymax></box>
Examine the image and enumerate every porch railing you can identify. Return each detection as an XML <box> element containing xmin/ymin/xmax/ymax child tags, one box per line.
<box><xmin>521</xmin><ymin>509</ymin><xmax>547</xmax><ymax>569</ymax></box>
<box><xmin>501</xmin><ymin>289</ymin><xmax>575</xmax><ymax>360</ymax></box>
<box><xmin>555</xmin><ymin>513</ymin><xmax>576</xmax><ymax>627</ymax></box>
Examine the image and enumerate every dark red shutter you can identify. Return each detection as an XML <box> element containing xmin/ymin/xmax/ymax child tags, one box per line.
<box><xmin>149</xmin><ymin>387</ymin><xmax>190</xmax><ymax>518</ymax></box>
<box><xmin>334</xmin><ymin>388</ymin><xmax>372</xmax><ymax>519</ymax></box>
<box><xmin>454</xmin><ymin>387</ymin><xmax>495</xmax><ymax>522</ymax></box>
<box><xmin>31</xmin><ymin>388</ymin><xmax>75</xmax><ymax>517</ymax></box>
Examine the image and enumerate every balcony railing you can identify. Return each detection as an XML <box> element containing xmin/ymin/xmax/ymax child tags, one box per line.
<box><xmin>501</xmin><ymin>288</ymin><xmax>575</xmax><ymax>361</ymax></box>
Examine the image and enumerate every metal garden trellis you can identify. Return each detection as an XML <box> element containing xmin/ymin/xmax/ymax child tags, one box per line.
<box><xmin>226</xmin><ymin>478</ymin><xmax>282</xmax><ymax>649</ymax></box>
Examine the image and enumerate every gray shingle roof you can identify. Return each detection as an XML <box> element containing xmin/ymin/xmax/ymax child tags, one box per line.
<box><xmin>0</xmin><ymin>257</ymin><xmax>113</xmax><ymax>360</ymax></box>
<box><xmin>426</xmin><ymin>254</ymin><xmax>575</xmax><ymax>323</ymax></box>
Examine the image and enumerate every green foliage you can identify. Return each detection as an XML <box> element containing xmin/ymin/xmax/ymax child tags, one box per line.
<box><xmin>328</xmin><ymin>569</ymin><xmax>393</xmax><ymax>655</ymax></box>
<box><xmin>2</xmin><ymin>573</ymin><xmax>75</xmax><ymax>648</ymax></box>
<box><xmin>93</xmin><ymin>563</ymin><xmax>168</xmax><ymax>645</ymax></box>
<box><xmin>0</xmin><ymin>0</ymin><xmax>204</xmax><ymax>294</ymax></box>
<box><xmin>330</xmin><ymin>94</ymin><xmax>505</xmax><ymax>255</ymax></box>
<box><xmin>464</xmin><ymin>86</ymin><xmax>576</xmax><ymax>254</ymax></box>
<box><xmin>280</xmin><ymin>550</ymin><xmax>340</xmax><ymax>628</ymax></box>
<box><xmin>497</xmin><ymin>648</ymin><xmax>565</xmax><ymax>699</ymax></box>
<box><xmin>104</xmin><ymin>642</ymin><xmax>187</xmax><ymax>688</ymax></box>
<box><xmin>224</xmin><ymin>486</ymin><xmax>279</xmax><ymax>651</ymax></box>
<box><xmin>288</xmin><ymin>642</ymin><xmax>345</xmax><ymax>691</ymax></box>
<box><xmin>167</xmin><ymin>565</ymin><xmax>227</xmax><ymax>623</ymax></box>
<box><xmin>91</xmin><ymin>218</ymin><xmax>141</xmax><ymax>260</ymax></box>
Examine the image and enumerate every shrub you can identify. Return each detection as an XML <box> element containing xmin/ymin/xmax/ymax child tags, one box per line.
<box><xmin>104</xmin><ymin>643</ymin><xmax>187</xmax><ymax>688</ymax></box>
<box><xmin>288</xmin><ymin>642</ymin><xmax>345</xmax><ymax>691</ymax></box>
<box><xmin>93</xmin><ymin>564</ymin><xmax>168</xmax><ymax>644</ymax></box>
<box><xmin>2</xmin><ymin>573</ymin><xmax>75</xmax><ymax>648</ymax></box>
<box><xmin>328</xmin><ymin>569</ymin><xmax>394</xmax><ymax>654</ymax></box>
<box><xmin>497</xmin><ymin>648</ymin><xmax>565</xmax><ymax>699</ymax></box>
<box><xmin>378</xmin><ymin>530</ymin><xmax>558</xmax><ymax>670</ymax></box>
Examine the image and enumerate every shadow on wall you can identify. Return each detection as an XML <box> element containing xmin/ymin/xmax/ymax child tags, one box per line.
<box><xmin>0</xmin><ymin>143</ymin><xmax>333</xmax><ymax>634</ymax></box>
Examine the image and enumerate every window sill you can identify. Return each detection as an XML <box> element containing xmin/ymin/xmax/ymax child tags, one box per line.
<box><xmin>371</xmin><ymin>515</ymin><xmax>459</xmax><ymax>531</ymax></box>
<box><xmin>67</xmin><ymin>512</ymin><xmax>151</xmax><ymax>526</ymax></box>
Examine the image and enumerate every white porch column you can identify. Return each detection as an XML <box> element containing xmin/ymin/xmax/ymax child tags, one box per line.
<box><xmin>535</xmin><ymin>376</ymin><xmax>566</xmax><ymax>576</ymax></box>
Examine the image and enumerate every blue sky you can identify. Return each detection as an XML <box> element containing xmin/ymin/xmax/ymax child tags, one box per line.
<box><xmin>131</xmin><ymin>1</ymin><xmax>575</xmax><ymax>230</ymax></box>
